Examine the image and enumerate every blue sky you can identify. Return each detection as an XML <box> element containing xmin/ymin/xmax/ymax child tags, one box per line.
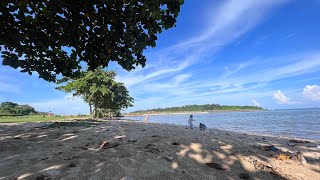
<box><xmin>1</xmin><ymin>0</ymin><xmax>320</xmax><ymax>114</ymax></box>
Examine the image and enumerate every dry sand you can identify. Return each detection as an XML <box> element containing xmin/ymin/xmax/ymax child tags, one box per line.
<box><xmin>0</xmin><ymin>120</ymin><xmax>319</xmax><ymax>180</ymax></box>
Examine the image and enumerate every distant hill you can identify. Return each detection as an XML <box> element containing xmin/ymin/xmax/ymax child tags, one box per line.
<box><xmin>129</xmin><ymin>104</ymin><xmax>264</xmax><ymax>115</ymax></box>
<box><xmin>0</xmin><ymin>102</ymin><xmax>46</xmax><ymax>116</ymax></box>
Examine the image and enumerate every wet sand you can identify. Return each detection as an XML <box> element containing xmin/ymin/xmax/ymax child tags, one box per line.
<box><xmin>0</xmin><ymin>120</ymin><xmax>319</xmax><ymax>180</ymax></box>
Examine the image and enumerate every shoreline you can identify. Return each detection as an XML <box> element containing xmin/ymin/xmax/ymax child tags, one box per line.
<box><xmin>120</xmin><ymin>118</ymin><xmax>319</xmax><ymax>141</ymax></box>
<box><xmin>0</xmin><ymin>119</ymin><xmax>319</xmax><ymax>180</ymax></box>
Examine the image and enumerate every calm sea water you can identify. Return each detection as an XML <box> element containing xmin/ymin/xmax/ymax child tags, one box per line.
<box><xmin>124</xmin><ymin>109</ymin><xmax>320</xmax><ymax>140</ymax></box>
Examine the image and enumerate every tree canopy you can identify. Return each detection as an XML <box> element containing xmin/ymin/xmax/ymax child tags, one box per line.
<box><xmin>56</xmin><ymin>68</ymin><xmax>133</xmax><ymax>118</ymax></box>
<box><xmin>0</xmin><ymin>0</ymin><xmax>184</xmax><ymax>81</ymax></box>
<box><xmin>0</xmin><ymin>102</ymin><xmax>37</xmax><ymax>115</ymax></box>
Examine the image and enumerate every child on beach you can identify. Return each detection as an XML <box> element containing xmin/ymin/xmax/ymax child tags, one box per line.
<box><xmin>188</xmin><ymin>115</ymin><xmax>195</xmax><ymax>129</ymax></box>
<box><xmin>144</xmin><ymin>114</ymin><xmax>149</xmax><ymax>123</ymax></box>
<box><xmin>199</xmin><ymin>123</ymin><xmax>207</xmax><ymax>131</ymax></box>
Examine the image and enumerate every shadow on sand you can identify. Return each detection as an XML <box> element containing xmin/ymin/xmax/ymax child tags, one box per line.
<box><xmin>0</xmin><ymin>120</ymin><xmax>319</xmax><ymax>179</ymax></box>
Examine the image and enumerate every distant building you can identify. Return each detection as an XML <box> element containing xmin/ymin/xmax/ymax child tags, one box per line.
<box><xmin>47</xmin><ymin>111</ymin><xmax>53</xmax><ymax>116</ymax></box>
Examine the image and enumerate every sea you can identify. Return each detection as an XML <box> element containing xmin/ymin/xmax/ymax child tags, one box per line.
<box><xmin>123</xmin><ymin>108</ymin><xmax>320</xmax><ymax>140</ymax></box>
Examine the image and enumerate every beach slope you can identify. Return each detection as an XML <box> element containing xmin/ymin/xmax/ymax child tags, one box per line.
<box><xmin>0</xmin><ymin>120</ymin><xmax>319</xmax><ymax>180</ymax></box>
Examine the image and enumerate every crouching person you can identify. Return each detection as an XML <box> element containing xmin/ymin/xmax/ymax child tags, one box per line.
<box><xmin>199</xmin><ymin>123</ymin><xmax>206</xmax><ymax>131</ymax></box>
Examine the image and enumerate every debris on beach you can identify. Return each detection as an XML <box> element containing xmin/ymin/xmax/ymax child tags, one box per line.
<box><xmin>289</xmin><ymin>139</ymin><xmax>310</xmax><ymax>143</ymax></box>
<box><xmin>36</xmin><ymin>175</ymin><xmax>51</xmax><ymax>180</ymax></box>
<box><xmin>253</xmin><ymin>144</ymin><xmax>281</xmax><ymax>152</ymax></box>
<box><xmin>291</xmin><ymin>151</ymin><xmax>307</xmax><ymax>164</ymax></box>
<box><xmin>287</xmin><ymin>143</ymin><xmax>296</xmax><ymax>147</ymax></box>
<box><xmin>69</xmin><ymin>162</ymin><xmax>76</xmax><ymax>167</ymax></box>
<box><xmin>145</xmin><ymin>144</ymin><xmax>160</xmax><ymax>154</ymax></box>
<box><xmin>171</xmin><ymin>142</ymin><xmax>180</xmax><ymax>146</ymax></box>
<box><xmin>254</xmin><ymin>160</ymin><xmax>276</xmax><ymax>173</ymax></box>
<box><xmin>275</xmin><ymin>151</ymin><xmax>307</xmax><ymax>164</ymax></box>
<box><xmin>243</xmin><ymin>156</ymin><xmax>277</xmax><ymax>173</ymax></box>
<box><xmin>162</xmin><ymin>155</ymin><xmax>174</xmax><ymax>162</ymax></box>
<box><xmin>269</xmin><ymin>145</ymin><xmax>280</xmax><ymax>151</ymax></box>
<box><xmin>141</xmin><ymin>129</ymin><xmax>146</xmax><ymax>131</ymax></box>
<box><xmin>239</xmin><ymin>173</ymin><xmax>250</xmax><ymax>179</ymax></box>
<box><xmin>115</xmin><ymin>136</ymin><xmax>125</xmax><ymax>140</ymax></box>
<box><xmin>40</xmin><ymin>157</ymin><xmax>48</xmax><ymax>160</ymax></box>
<box><xmin>206</xmin><ymin>163</ymin><xmax>230</xmax><ymax>170</ymax></box>
<box><xmin>64</xmin><ymin>155</ymin><xmax>79</xmax><ymax>160</ymax></box>
<box><xmin>80</xmin><ymin>147</ymin><xmax>88</xmax><ymax>150</ymax></box>
<box><xmin>127</xmin><ymin>139</ymin><xmax>137</xmax><ymax>143</ymax></box>
<box><xmin>99</xmin><ymin>141</ymin><xmax>120</xmax><ymax>149</ymax></box>
<box><xmin>276</xmin><ymin>153</ymin><xmax>291</xmax><ymax>161</ymax></box>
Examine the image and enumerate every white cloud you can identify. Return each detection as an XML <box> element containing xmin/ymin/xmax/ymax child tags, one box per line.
<box><xmin>303</xmin><ymin>85</ymin><xmax>320</xmax><ymax>101</ymax></box>
<box><xmin>273</xmin><ymin>90</ymin><xmax>290</xmax><ymax>104</ymax></box>
<box><xmin>252</xmin><ymin>99</ymin><xmax>261</xmax><ymax>106</ymax></box>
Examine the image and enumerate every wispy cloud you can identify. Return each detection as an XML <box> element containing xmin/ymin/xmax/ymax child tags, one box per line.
<box><xmin>273</xmin><ymin>90</ymin><xmax>290</xmax><ymax>104</ymax></box>
<box><xmin>173</xmin><ymin>0</ymin><xmax>288</xmax><ymax>50</ymax></box>
<box><xmin>283</xmin><ymin>33</ymin><xmax>296</xmax><ymax>39</ymax></box>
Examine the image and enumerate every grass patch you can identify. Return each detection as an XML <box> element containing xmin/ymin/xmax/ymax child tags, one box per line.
<box><xmin>0</xmin><ymin>115</ymin><xmax>90</xmax><ymax>123</ymax></box>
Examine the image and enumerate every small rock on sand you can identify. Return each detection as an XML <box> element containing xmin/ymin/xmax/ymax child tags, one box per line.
<box><xmin>163</xmin><ymin>155</ymin><xmax>174</xmax><ymax>162</ymax></box>
<box><xmin>206</xmin><ymin>163</ymin><xmax>230</xmax><ymax>170</ymax></box>
<box><xmin>171</xmin><ymin>142</ymin><xmax>180</xmax><ymax>145</ymax></box>
<box><xmin>127</xmin><ymin>139</ymin><xmax>137</xmax><ymax>143</ymax></box>
<box><xmin>287</xmin><ymin>143</ymin><xmax>296</xmax><ymax>147</ymax></box>
<box><xmin>36</xmin><ymin>175</ymin><xmax>51</xmax><ymax>180</ymax></box>
<box><xmin>69</xmin><ymin>162</ymin><xmax>76</xmax><ymax>167</ymax></box>
<box><xmin>239</xmin><ymin>173</ymin><xmax>250</xmax><ymax>179</ymax></box>
<box><xmin>289</xmin><ymin>139</ymin><xmax>310</xmax><ymax>143</ymax></box>
<box><xmin>145</xmin><ymin>144</ymin><xmax>160</xmax><ymax>154</ymax></box>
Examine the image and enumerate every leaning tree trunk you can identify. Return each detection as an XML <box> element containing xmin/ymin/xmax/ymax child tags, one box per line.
<box><xmin>89</xmin><ymin>103</ymin><xmax>93</xmax><ymax>117</ymax></box>
<box><xmin>93</xmin><ymin>105</ymin><xmax>97</xmax><ymax>119</ymax></box>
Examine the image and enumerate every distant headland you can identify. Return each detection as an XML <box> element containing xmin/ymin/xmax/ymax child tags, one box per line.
<box><xmin>125</xmin><ymin>104</ymin><xmax>264</xmax><ymax>116</ymax></box>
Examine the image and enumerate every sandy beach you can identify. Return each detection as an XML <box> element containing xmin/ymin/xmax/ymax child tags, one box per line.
<box><xmin>0</xmin><ymin>120</ymin><xmax>319</xmax><ymax>180</ymax></box>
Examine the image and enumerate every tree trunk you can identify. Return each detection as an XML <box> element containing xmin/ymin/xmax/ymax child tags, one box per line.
<box><xmin>93</xmin><ymin>105</ymin><xmax>97</xmax><ymax>119</ymax></box>
<box><xmin>89</xmin><ymin>103</ymin><xmax>93</xmax><ymax>117</ymax></box>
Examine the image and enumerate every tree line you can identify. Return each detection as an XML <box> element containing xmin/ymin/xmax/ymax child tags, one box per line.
<box><xmin>132</xmin><ymin>104</ymin><xmax>264</xmax><ymax>114</ymax></box>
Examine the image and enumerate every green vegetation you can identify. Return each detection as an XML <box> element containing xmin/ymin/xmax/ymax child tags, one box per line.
<box><xmin>0</xmin><ymin>102</ymin><xmax>38</xmax><ymax>116</ymax></box>
<box><xmin>56</xmin><ymin>68</ymin><xmax>133</xmax><ymax>118</ymax></box>
<box><xmin>0</xmin><ymin>115</ymin><xmax>89</xmax><ymax>123</ymax></box>
<box><xmin>131</xmin><ymin>104</ymin><xmax>264</xmax><ymax>114</ymax></box>
<box><xmin>1</xmin><ymin>0</ymin><xmax>184</xmax><ymax>81</ymax></box>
